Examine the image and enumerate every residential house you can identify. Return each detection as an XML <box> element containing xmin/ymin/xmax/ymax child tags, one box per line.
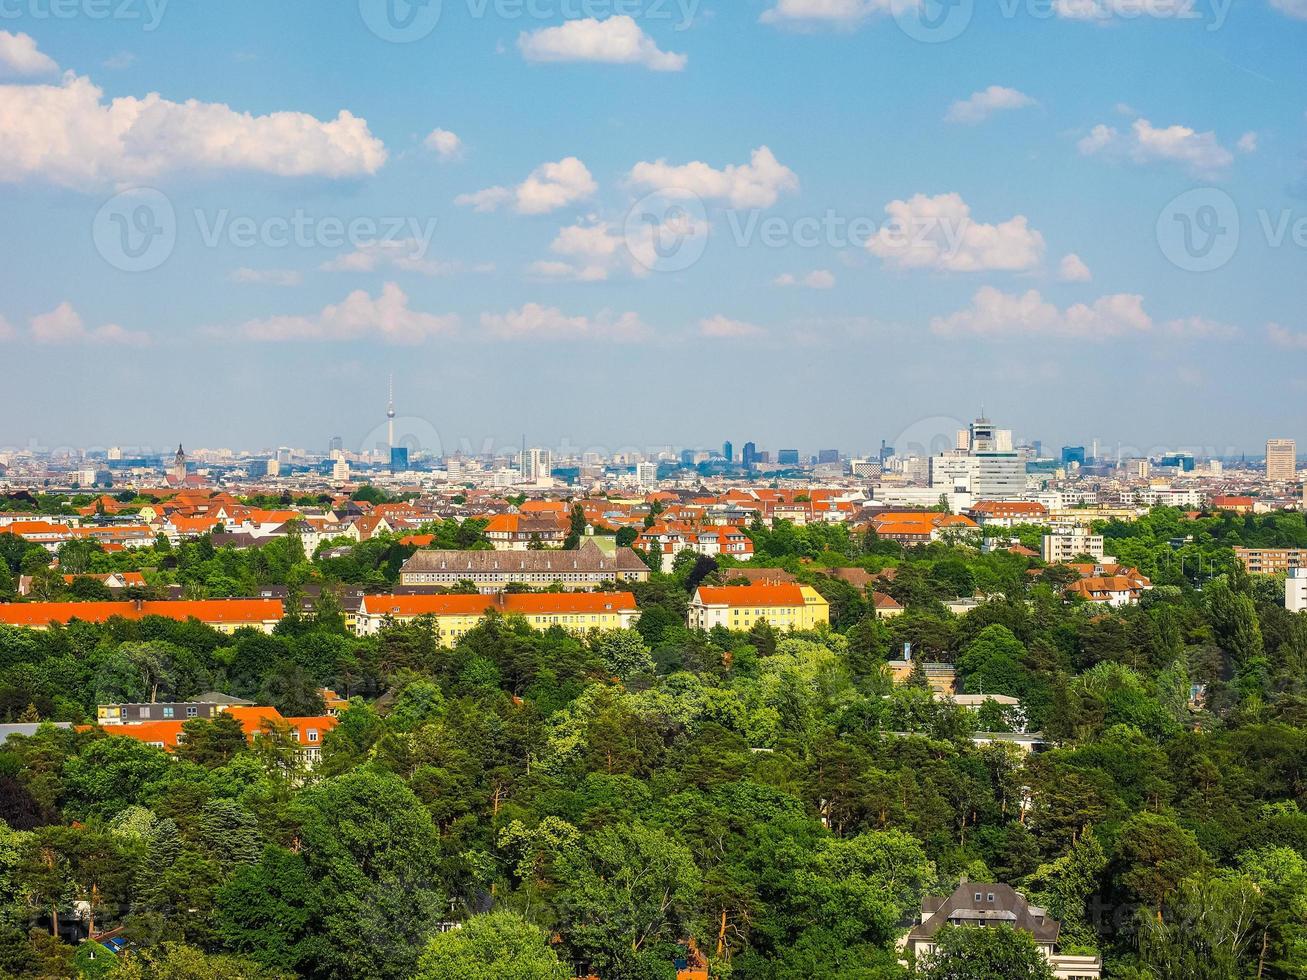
<box><xmin>482</xmin><ymin>513</ymin><xmax>569</xmax><ymax>550</ymax></box>
<box><xmin>687</xmin><ymin>584</ymin><xmax>829</xmax><ymax>632</ymax></box>
<box><xmin>901</xmin><ymin>882</ymin><xmax>1100</xmax><ymax>979</ymax></box>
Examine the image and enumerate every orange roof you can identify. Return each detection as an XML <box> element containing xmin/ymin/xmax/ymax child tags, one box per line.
<box><xmin>519</xmin><ymin>500</ymin><xmax>568</xmax><ymax>514</ymax></box>
<box><xmin>94</xmin><ymin>707</ymin><xmax>337</xmax><ymax>752</ymax></box>
<box><xmin>694</xmin><ymin>584</ymin><xmax>807</xmax><ymax>607</ymax></box>
<box><xmin>0</xmin><ymin>599</ymin><xmax>283</xmax><ymax>628</ymax></box>
<box><xmin>399</xmin><ymin>534</ymin><xmax>436</xmax><ymax>547</ymax></box>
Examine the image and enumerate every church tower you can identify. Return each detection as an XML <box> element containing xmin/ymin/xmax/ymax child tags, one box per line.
<box><xmin>172</xmin><ymin>444</ymin><xmax>187</xmax><ymax>484</ymax></box>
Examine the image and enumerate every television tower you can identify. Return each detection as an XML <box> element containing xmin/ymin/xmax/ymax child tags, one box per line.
<box><xmin>387</xmin><ymin>375</ymin><xmax>396</xmax><ymax>450</ymax></box>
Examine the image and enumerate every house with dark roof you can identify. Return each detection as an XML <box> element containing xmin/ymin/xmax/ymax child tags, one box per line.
<box><xmin>902</xmin><ymin>882</ymin><xmax>1100</xmax><ymax>979</ymax></box>
<box><xmin>398</xmin><ymin>540</ymin><xmax>649</xmax><ymax>592</ymax></box>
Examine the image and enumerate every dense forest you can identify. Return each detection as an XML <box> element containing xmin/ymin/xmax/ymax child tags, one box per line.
<box><xmin>0</xmin><ymin>506</ymin><xmax>1306</xmax><ymax>978</ymax></box>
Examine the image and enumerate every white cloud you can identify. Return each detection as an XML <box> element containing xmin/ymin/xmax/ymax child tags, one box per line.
<box><xmin>776</xmin><ymin>270</ymin><xmax>836</xmax><ymax>289</ymax></box>
<box><xmin>760</xmin><ymin>0</ymin><xmax>894</xmax><ymax>28</ymax></box>
<box><xmin>320</xmin><ymin>240</ymin><xmax>456</xmax><ymax>277</ymax></box>
<box><xmin>1237</xmin><ymin>131</ymin><xmax>1258</xmax><ymax>154</ymax></box>
<box><xmin>1271</xmin><ymin>0</ymin><xmax>1307</xmax><ymax>18</ymax></box>
<box><xmin>0</xmin><ymin>72</ymin><xmax>387</xmax><ymax>188</ymax></box>
<box><xmin>102</xmin><ymin>51</ymin><xmax>136</xmax><ymax>71</ymax></box>
<box><xmin>531</xmin><ymin>219</ymin><xmax>633</xmax><ymax>282</ymax></box>
<box><xmin>945</xmin><ymin>86</ymin><xmax>1036</xmax><ymax>125</ymax></box>
<box><xmin>456</xmin><ymin>157</ymin><xmax>596</xmax><ymax>215</ymax></box>
<box><xmin>866</xmin><ymin>193</ymin><xmax>1045</xmax><ymax>273</ymax></box>
<box><xmin>424</xmin><ymin>128</ymin><xmax>463</xmax><ymax>160</ymax></box>
<box><xmin>232</xmin><ymin>283</ymin><xmax>458</xmax><ymax>344</ymax></box>
<box><xmin>29</xmin><ymin>301</ymin><xmax>149</xmax><ymax>346</ymax></box>
<box><xmin>1269</xmin><ymin>323</ymin><xmax>1307</xmax><ymax>349</ymax></box>
<box><xmin>627</xmin><ymin>146</ymin><xmax>799</xmax><ymax>209</ymax></box>
<box><xmin>481</xmin><ymin>303</ymin><xmax>649</xmax><ymax>341</ymax></box>
<box><xmin>229</xmin><ymin>268</ymin><xmax>303</xmax><ymax>287</ymax></box>
<box><xmin>518</xmin><ymin>16</ymin><xmax>687</xmax><ymax>71</ymax></box>
<box><xmin>0</xmin><ymin>31</ymin><xmax>58</xmax><ymax>76</ymax></box>
<box><xmin>700</xmin><ymin>315</ymin><xmax>764</xmax><ymax>339</ymax></box>
<box><xmin>1058</xmin><ymin>253</ymin><xmax>1092</xmax><ymax>282</ymax></box>
<box><xmin>1078</xmin><ymin>118</ymin><xmax>1234</xmax><ymax>177</ymax></box>
<box><xmin>931</xmin><ymin>287</ymin><xmax>1152</xmax><ymax>339</ymax></box>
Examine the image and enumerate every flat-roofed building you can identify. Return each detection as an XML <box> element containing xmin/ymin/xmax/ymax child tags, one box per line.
<box><xmin>1289</xmin><ymin>569</ymin><xmax>1307</xmax><ymax>613</ymax></box>
<box><xmin>1267</xmin><ymin>439</ymin><xmax>1297</xmax><ymax>482</ymax></box>
<box><xmin>1042</xmin><ymin>529</ymin><xmax>1106</xmax><ymax>563</ymax></box>
<box><xmin>1235</xmin><ymin>547</ymin><xmax>1307</xmax><ymax>576</ymax></box>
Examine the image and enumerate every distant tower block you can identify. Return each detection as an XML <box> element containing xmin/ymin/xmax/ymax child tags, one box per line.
<box><xmin>387</xmin><ymin>375</ymin><xmax>396</xmax><ymax>451</ymax></box>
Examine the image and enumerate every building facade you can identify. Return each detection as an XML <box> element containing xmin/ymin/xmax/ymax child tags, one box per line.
<box><xmin>399</xmin><ymin>541</ymin><xmax>650</xmax><ymax>591</ymax></box>
<box><xmin>687</xmin><ymin>584</ymin><xmax>829</xmax><ymax>632</ymax></box>
<box><xmin>354</xmin><ymin>592</ymin><xmax>641</xmax><ymax>641</ymax></box>
<box><xmin>1267</xmin><ymin>439</ymin><xmax>1297</xmax><ymax>482</ymax></box>
<box><xmin>1042</xmin><ymin>529</ymin><xmax>1106</xmax><ymax>564</ymax></box>
<box><xmin>1289</xmin><ymin>568</ymin><xmax>1307</xmax><ymax>614</ymax></box>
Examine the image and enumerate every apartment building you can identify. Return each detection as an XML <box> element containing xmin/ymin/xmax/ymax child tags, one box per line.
<box><xmin>353</xmin><ymin>591</ymin><xmax>641</xmax><ymax>641</ymax></box>
<box><xmin>1042</xmin><ymin>529</ymin><xmax>1106</xmax><ymax>563</ymax></box>
<box><xmin>1234</xmin><ymin>547</ymin><xmax>1307</xmax><ymax>576</ymax></box>
<box><xmin>686</xmin><ymin>584</ymin><xmax>829</xmax><ymax>632</ymax></box>
<box><xmin>1267</xmin><ymin>439</ymin><xmax>1297</xmax><ymax>482</ymax></box>
<box><xmin>0</xmin><ymin>599</ymin><xmax>285</xmax><ymax>633</ymax></box>
<box><xmin>635</xmin><ymin>523</ymin><xmax>755</xmax><ymax>573</ymax></box>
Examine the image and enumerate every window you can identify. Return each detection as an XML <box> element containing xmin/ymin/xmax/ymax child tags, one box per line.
<box><xmin>987</xmin><ymin>893</ymin><xmax>994</xmax><ymax>902</ymax></box>
<box><xmin>975</xmin><ymin>893</ymin><xmax>982</xmax><ymax>903</ymax></box>
<box><xmin>307</xmin><ymin>730</ymin><xmax>319</xmax><ymax>742</ymax></box>
<box><xmin>162</xmin><ymin>706</ymin><xmax>174</xmax><ymax>718</ymax></box>
<box><xmin>186</xmin><ymin>706</ymin><xmax>198</xmax><ymax>718</ymax></box>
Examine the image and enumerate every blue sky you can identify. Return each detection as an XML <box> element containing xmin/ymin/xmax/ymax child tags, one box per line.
<box><xmin>1</xmin><ymin>0</ymin><xmax>1305</xmax><ymax>458</ymax></box>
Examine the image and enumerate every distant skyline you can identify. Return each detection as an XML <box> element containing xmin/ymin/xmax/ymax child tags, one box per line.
<box><xmin>1</xmin><ymin>3</ymin><xmax>1305</xmax><ymax>453</ymax></box>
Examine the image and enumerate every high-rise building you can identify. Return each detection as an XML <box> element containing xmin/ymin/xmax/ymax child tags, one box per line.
<box><xmin>722</xmin><ymin>441</ymin><xmax>734</xmax><ymax>463</ymax></box>
<box><xmin>1061</xmin><ymin>446</ymin><xmax>1086</xmax><ymax>466</ymax></box>
<box><xmin>522</xmin><ymin>448</ymin><xmax>553</xmax><ymax>483</ymax></box>
<box><xmin>818</xmin><ymin>449</ymin><xmax>840</xmax><ymax>465</ymax></box>
<box><xmin>636</xmin><ymin>461</ymin><xmax>658</xmax><ymax>486</ymax></box>
<box><xmin>329</xmin><ymin>435</ymin><xmax>343</xmax><ymax>454</ymax></box>
<box><xmin>930</xmin><ymin>418</ymin><xmax>1026</xmax><ymax>500</ymax></box>
<box><xmin>390</xmin><ymin>447</ymin><xmax>410</xmax><ymax>472</ymax></box>
<box><xmin>778</xmin><ymin>450</ymin><xmax>800</xmax><ymax>466</ymax></box>
<box><xmin>742</xmin><ymin>442</ymin><xmax>758</xmax><ymax>468</ymax></box>
<box><xmin>1267</xmin><ymin>439</ymin><xmax>1297</xmax><ymax>482</ymax></box>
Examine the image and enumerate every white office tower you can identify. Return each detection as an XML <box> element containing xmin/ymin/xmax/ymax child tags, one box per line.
<box><xmin>930</xmin><ymin>417</ymin><xmax>1027</xmax><ymax>500</ymax></box>
<box><xmin>1288</xmin><ymin>569</ymin><xmax>1307</xmax><ymax>613</ymax></box>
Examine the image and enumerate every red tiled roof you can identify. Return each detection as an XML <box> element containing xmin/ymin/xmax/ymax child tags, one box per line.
<box><xmin>694</xmin><ymin>584</ymin><xmax>808</xmax><ymax>607</ymax></box>
<box><xmin>0</xmin><ymin>599</ymin><xmax>284</xmax><ymax>628</ymax></box>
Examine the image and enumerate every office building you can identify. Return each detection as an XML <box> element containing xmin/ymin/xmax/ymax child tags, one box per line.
<box><xmin>390</xmin><ymin>447</ymin><xmax>409</xmax><ymax>472</ymax></box>
<box><xmin>742</xmin><ymin>442</ymin><xmax>758</xmax><ymax>468</ymax></box>
<box><xmin>930</xmin><ymin>417</ymin><xmax>1027</xmax><ymax>500</ymax></box>
<box><xmin>1267</xmin><ymin>439</ymin><xmax>1297</xmax><ymax>482</ymax></box>
<box><xmin>1061</xmin><ymin>446</ymin><xmax>1086</xmax><ymax>466</ymax></box>
<box><xmin>722</xmin><ymin>441</ymin><xmax>734</xmax><ymax>463</ymax></box>
<box><xmin>817</xmin><ymin>449</ymin><xmax>840</xmax><ymax>465</ymax></box>
<box><xmin>777</xmin><ymin>449</ymin><xmax>800</xmax><ymax>466</ymax></box>
<box><xmin>521</xmin><ymin>447</ymin><xmax>553</xmax><ymax>483</ymax></box>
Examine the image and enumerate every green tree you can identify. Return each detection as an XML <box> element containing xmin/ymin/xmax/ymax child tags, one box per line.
<box><xmin>414</xmin><ymin>911</ymin><xmax>570</xmax><ymax>980</ymax></box>
<box><xmin>917</xmin><ymin>925</ymin><xmax>1056</xmax><ymax>980</ymax></box>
